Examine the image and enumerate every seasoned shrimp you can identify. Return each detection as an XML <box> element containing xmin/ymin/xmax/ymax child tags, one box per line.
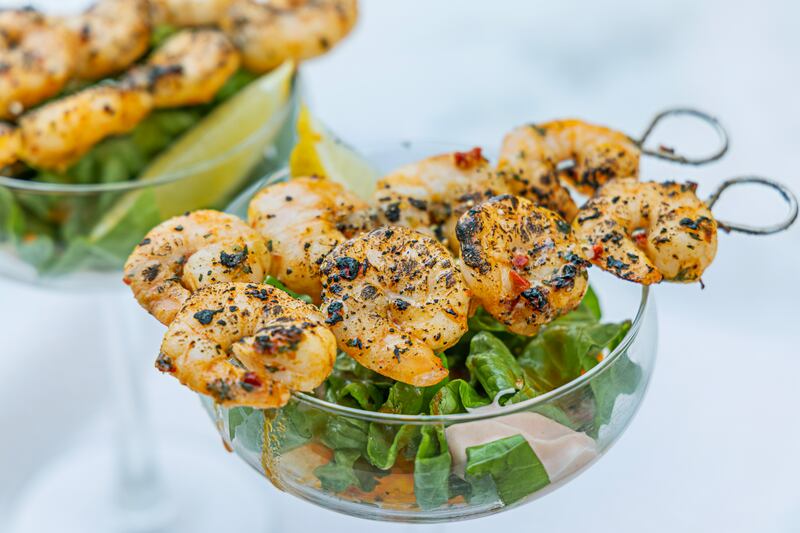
<box><xmin>320</xmin><ymin>226</ymin><xmax>470</xmax><ymax>386</ymax></box>
<box><xmin>65</xmin><ymin>0</ymin><xmax>151</xmax><ymax>80</ymax></box>
<box><xmin>124</xmin><ymin>210</ymin><xmax>271</xmax><ymax>325</ymax></box>
<box><xmin>497</xmin><ymin>120</ymin><xmax>641</xmax><ymax>217</ymax></box>
<box><xmin>456</xmin><ymin>195</ymin><xmax>590</xmax><ymax>336</ymax></box>
<box><xmin>0</xmin><ymin>123</ymin><xmax>19</xmax><ymax>167</ymax></box>
<box><xmin>248</xmin><ymin>175</ymin><xmax>370</xmax><ymax>302</ymax></box>
<box><xmin>149</xmin><ymin>0</ymin><xmax>234</xmax><ymax>27</ymax></box>
<box><xmin>0</xmin><ymin>10</ymin><xmax>78</xmax><ymax>119</ymax></box>
<box><xmin>220</xmin><ymin>0</ymin><xmax>358</xmax><ymax>73</ymax></box>
<box><xmin>572</xmin><ymin>178</ymin><xmax>717</xmax><ymax>284</ymax></box>
<box><xmin>126</xmin><ymin>29</ymin><xmax>240</xmax><ymax>108</ymax></box>
<box><xmin>18</xmin><ymin>83</ymin><xmax>152</xmax><ymax>170</ymax></box>
<box><xmin>374</xmin><ymin>148</ymin><xmax>509</xmax><ymax>250</ymax></box>
<box><xmin>158</xmin><ymin>282</ymin><xmax>336</xmax><ymax>408</ymax></box>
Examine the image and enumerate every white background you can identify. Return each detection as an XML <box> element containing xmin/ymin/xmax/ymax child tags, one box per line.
<box><xmin>1</xmin><ymin>1</ymin><xmax>799</xmax><ymax>532</ymax></box>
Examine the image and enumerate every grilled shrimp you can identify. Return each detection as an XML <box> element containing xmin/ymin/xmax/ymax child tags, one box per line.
<box><xmin>158</xmin><ymin>282</ymin><xmax>336</xmax><ymax>408</ymax></box>
<box><xmin>0</xmin><ymin>10</ymin><xmax>78</xmax><ymax>119</ymax></box>
<box><xmin>572</xmin><ymin>178</ymin><xmax>717</xmax><ymax>284</ymax></box>
<box><xmin>320</xmin><ymin>226</ymin><xmax>470</xmax><ymax>386</ymax></box>
<box><xmin>124</xmin><ymin>210</ymin><xmax>271</xmax><ymax>325</ymax></box>
<box><xmin>497</xmin><ymin>120</ymin><xmax>641</xmax><ymax>217</ymax></box>
<box><xmin>247</xmin><ymin>176</ymin><xmax>370</xmax><ymax>302</ymax></box>
<box><xmin>126</xmin><ymin>29</ymin><xmax>240</xmax><ymax>108</ymax></box>
<box><xmin>148</xmin><ymin>0</ymin><xmax>234</xmax><ymax>27</ymax></box>
<box><xmin>65</xmin><ymin>0</ymin><xmax>151</xmax><ymax>80</ymax></box>
<box><xmin>18</xmin><ymin>83</ymin><xmax>152</xmax><ymax>170</ymax></box>
<box><xmin>374</xmin><ymin>148</ymin><xmax>509</xmax><ymax>251</ymax></box>
<box><xmin>456</xmin><ymin>195</ymin><xmax>590</xmax><ymax>335</ymax></box>
<box><xmin>220</xmin><ymin>0</ymin><xmax>358</xmax><ymax>73</ymax></box>
<box><xmin>0</xmin><ymin>123</ymin><xmax>19</xmax><ymax>167</ymax></box>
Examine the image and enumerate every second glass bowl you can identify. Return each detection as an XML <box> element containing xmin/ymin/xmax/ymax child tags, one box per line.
<box><xmin>0</xmin><ymin>73</ymin><xmax>299</xmax><ymax>289</ymax></box>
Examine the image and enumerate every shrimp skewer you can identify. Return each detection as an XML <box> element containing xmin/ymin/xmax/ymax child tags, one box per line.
<box><xmin>126</xmin><ymin>29</ymin><xmax>240</xmax><ymax>108</ymax></box>
<box><xmin>17</xmin><ymin>82</ymin><xmax>153</xmax><ymax>171</ymax></box>
<box><xmin>247</xmin><ymin>175</ymin><xmax>371</xmax><ymax>302</ymax></box>
<box><xmin>456</xmin><ymin>195</ymin><xmax>590</xmax><ymax>336</ymax></box>
<box><xmin>64</xmin><ymin>0</ymin><xmax>151</xmax><ymax>81</ymax></box>
<box><xmin>220</xmin><ymin>0</ymin><xmax>358</xmax><ymax>73</ymax></box>
<box><xmin>374</xmin><ymin>148</ymin><xmax>509</xmax><ymax>251</ymax></box>
<box><xmin>572</xmin><ymin>178</ymin><xmax>717</xmax><ymax>284</ymax></box>
<box><xmin>320</xmin><ymin>226</ymin><xmax>470</xmax><ymax>386</ymax></box>
<box><xmin>0</xmin><ymin>9</ymin><xmax>78</xmax><ymax>119</ymax></box>
<box><xmin>497</xmin><ymin>120</ymin><xmax>640</xmax><ymax>220</ymax></box>
<box><xmin>159</xmin><ymin>282</ymin><xmax>336</xmax><ymax>408</ymax></box>
<box><xmin>124</xmin><ymin>210</ymin><xmax>271</xmax><ymax>325</ymax></box>
<box><xmin>148</xmin><ymin>0</ymin><xmax>234</xmax><ymax>27</ymax></box>
<box><xmin>19</xmin><ymin>28</ymin><xmax>240</xmax><ymax>170</ymax></box>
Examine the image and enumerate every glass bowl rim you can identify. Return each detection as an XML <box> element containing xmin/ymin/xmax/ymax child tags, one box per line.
<box><xmin>0</xmin><ymin>73</ymin><xmax>298</xmax><ymax>196</ymax></box>
<box><xmin>290</xmin><ymin>284</ymin><xmax>649</xmax><ymax>424</ymax></box>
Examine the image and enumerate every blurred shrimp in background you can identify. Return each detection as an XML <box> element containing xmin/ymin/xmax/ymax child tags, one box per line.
<box><xmin>1</xmin><ymin>1</ymin><xmax>799</xmax><ymax>533</ymax></box>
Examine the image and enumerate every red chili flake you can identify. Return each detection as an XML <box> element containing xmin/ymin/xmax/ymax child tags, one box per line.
<box><xmin>512</xmin><ymin>254</ymin><xmax>528</xmax><ymax>268</ymax></box>
<box><xmin>592</xmin><ymin>244</ymin><xmax>604</xmax><ymax>259</ymax></box>
<box><xmin>633</xmin><ymin>230</ymin><xmax>647</xmax><ymax>247</ymax></box>
<box><xmin>454</xmin><ymin>147</ymin><xmax>484</xmax><ymax>169</ymax></box>
<box><xmin>241</xmin><ymin>372</ymin><xmax>262</xmax><ymax>390</ymax></box>
<box><xmin>122</xmin><ymin>277</ymin><xmax>132</xmax><ymax>285</ymax></box>
<box><xmin>509</xmin><ymin>270</ymin><xmax>531</xmax><ymax>292</ymax></box>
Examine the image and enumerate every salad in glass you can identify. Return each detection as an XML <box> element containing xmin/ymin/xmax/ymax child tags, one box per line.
<box><xmin>122</xmin><ymin>106</ymin><xmax>794</xmax><ymax>521</ymax></box>
<box><xmin>0</xmin><ymin>0</ymin><xmax>358</xmax><ymax>277</ymax></box>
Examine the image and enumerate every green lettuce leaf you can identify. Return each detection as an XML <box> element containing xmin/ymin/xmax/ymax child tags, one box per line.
<box><xmin>323</xmin><ymin>352</ymin><xmax>393</xmax><ymax>412</ymax></box>
<box><xmin>382</xmin><ymin>382</ymin><xmax>425</xmax><ymax>415</ymax></box>
<box><xmin>518</xmin><ymin>321</ymin><xmax>631</xmax><ymax>392</ymax></box>
<box><xmin>228</xmin><ymin>406</ymin><xmax>253</xmax><ymax>442</ymax></box>
<box><xmin>465</xmin><ymin>434</ymin><xmax>550</xmax><ymax>505</ymax></box>
<box><xmin>466</xmin><ymin>332</ymin><xmax>537</xmax><ymax>404</ymax></box>
<box><xmin>366</xmin><ymin>424</ymin><xmax>419</xmax><ymax>470</ymax></box>
<box><xmin>0</xmin><ymin>187</ymin><xmax>25</xmax><ymax>242</ymax></box>
<box><xmin>429</xmin><ymin>379</ymin><xmax>490</xmax><ymax>415</ymax></box>
<box><xmin>325</xmin><ymin>379</ymin><xmax>384</xmax><ymax>411</ymax></box>
<box><xmin>267</xmin><ymin>401</ymin><xmax>328</xmax><ymax>453</ymax></box>
<box><xmin>588</xmin><ymin>348</ymin><xmax>642</xmax><ymax>434</ymax></box>
<box><xmin>230</xmin><ymin>407</ymin><xmax>264</xmax><ymax>454</ymax></box>
<box><xmin>414</xmin><ymin>425</ymin><xmax>452</xmax><ymax>509</ymax></box>
<box><xmin>364</xmin><ymin>382</ymin><xmax>424</xmax><ymax>470</ymax></box>
<box><xmin>314</xmin><ymin>449</ymin><xmax>383</xmax><ymax>493</ymax></box>
<box><xmin>321</xmin><ymin>415</ymin><xmax>370</xmax><ymax>453</ymax></box>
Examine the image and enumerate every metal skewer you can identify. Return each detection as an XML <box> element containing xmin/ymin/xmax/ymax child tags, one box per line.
<box><xmin>555</xmin><ymin>107</ymin><xmax>729</xmax><ymax>174</ymax></box>
<box><xmin>634</xmin><ymin>107</ymin><xmax>730</xmax><ymax>164</ymax></box>
<box><xmin>706</xmin><ymin>176</ymin><xmax>798</xmax><ymax>235</ymax></box>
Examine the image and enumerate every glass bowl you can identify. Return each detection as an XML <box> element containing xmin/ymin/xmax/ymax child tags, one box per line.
<box><xmin>0</xmin><ymin>72</ymin><xmax>299</xmax><ymax>532</ymax></box>
<box><xmin>0</xmin><ymin>75</ymin><xmax>299</xmax><ymax>289</ymax></box>
<box><xmin>200</xmin><ymin>142</ymin><xmax>659</xmax><ymax>523</ymax></box>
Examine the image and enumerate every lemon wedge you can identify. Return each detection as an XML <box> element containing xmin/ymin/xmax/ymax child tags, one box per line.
<box><xmin>89</xmin><ymin>62</ymin><xmax>295</xmax><ymax>256</ymax></box>
<box><xmin>288</xmin><ymin>105</ymin><xmax>377</xmax><ymax>200</ymax></box>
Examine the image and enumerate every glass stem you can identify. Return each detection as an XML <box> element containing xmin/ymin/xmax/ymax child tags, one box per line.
<box><xmin>103</xmin><ymin>289</ymin><xmax>172</xmax><ymax>531</ymax></box>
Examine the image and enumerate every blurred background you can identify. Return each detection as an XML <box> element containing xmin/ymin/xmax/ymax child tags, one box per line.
<box><xmin>1</xmin><ymin>0</ymin><xmax>799</xmax><ymax>532</ymax></box>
